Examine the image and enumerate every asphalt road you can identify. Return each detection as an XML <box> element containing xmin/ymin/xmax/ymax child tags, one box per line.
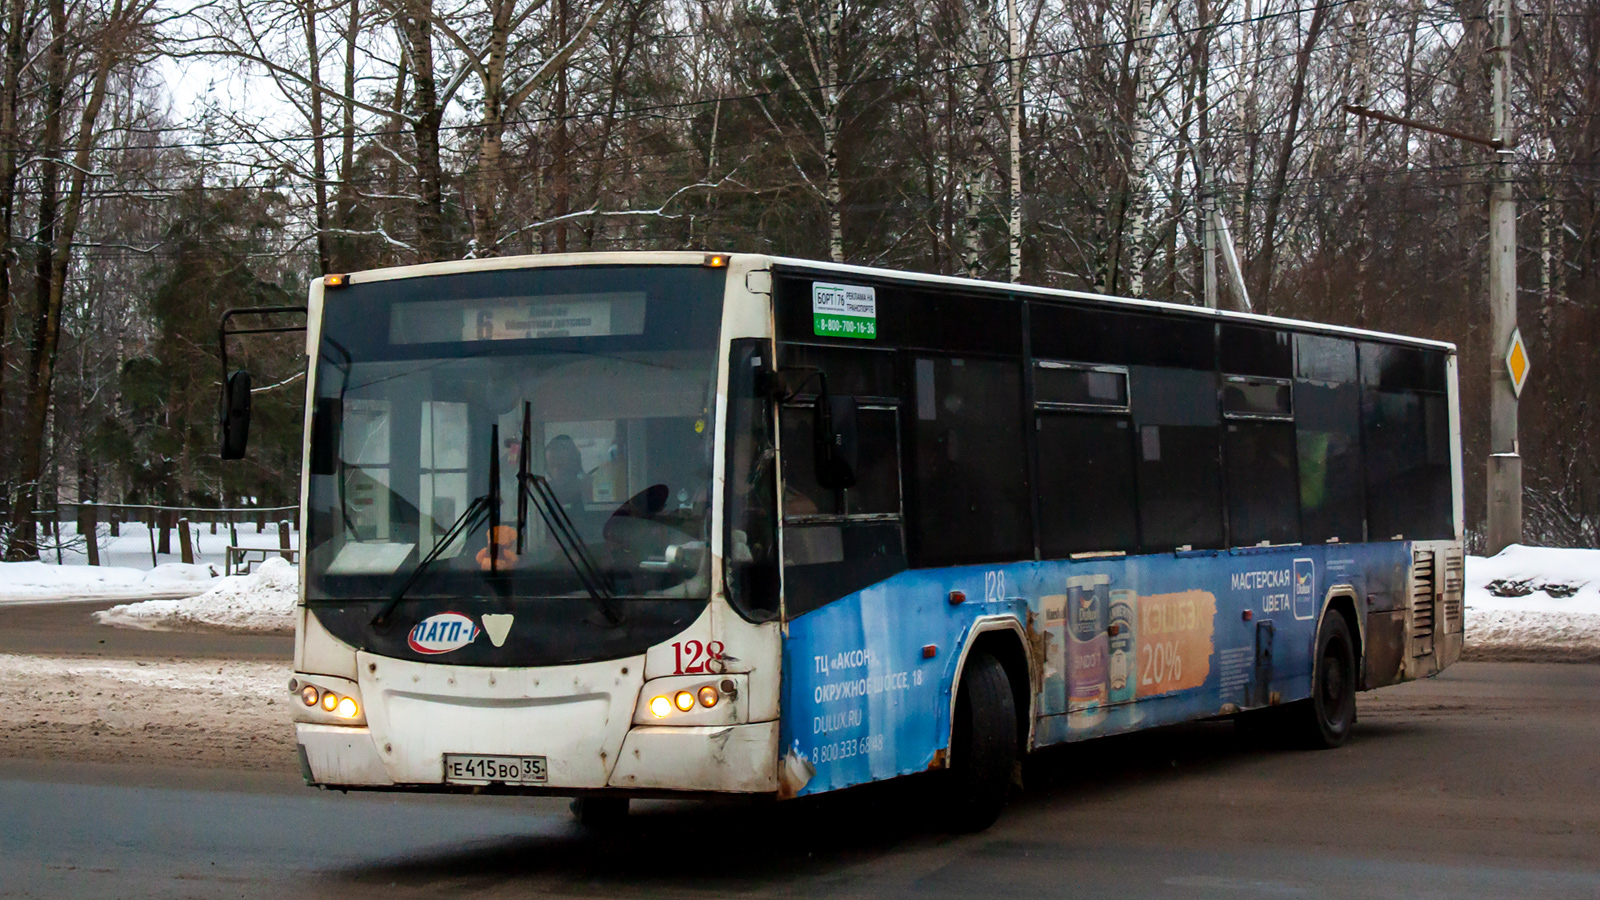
<box><xmin>0</xmin><ymin>598</ymin><xmax>292</xmax><ymax>660</ymax></box>
<box><xmin>1</xmin><ymin>661</ymin><xmax>1596</xmax><ymax>900</ymax></box>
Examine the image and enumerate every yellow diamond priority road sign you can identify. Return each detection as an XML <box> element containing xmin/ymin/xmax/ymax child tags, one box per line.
<box><xmin>1505</xmin><ymin>328</ymin><xmax>1530</xmax><ymax>397</ymax></box>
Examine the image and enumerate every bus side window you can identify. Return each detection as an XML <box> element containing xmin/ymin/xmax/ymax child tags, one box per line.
<box><xmin>1129</xmin><ymin>366</ymin><xmax>1225</xmax><ymax>552</ymax></box>
<box><xmin>779</xmin><ymin>403</ymin><xmax>906</xmax><ymax>618</ymax></box>
<box><xmin>1296</xmin><ymin>378</ymin><xmax>1365</xmax><ymax>544</ymax></box>
<box><xmin>1033</xmin><ymin>361</ymin><xmax>1138</xmax><ymax>556</ymax></box>
<box><xmin>905</xmin><ymin>355</ymin><xmax>1031</xmax><ymax>566</ymax></box>
<box><xmin>1221</xmin><ymin>374</ymin><xmax>1299</xmax><ymax>547</ymax></box>
<box><xmin>1359</xmin><ymin>344</ymin><xmax>1452</xmax><ymax>541</ymax></box>
<box><xmin>724</xmin><ymin>339</ymin><xmax>780</xmax><ymax>622</ymax></box>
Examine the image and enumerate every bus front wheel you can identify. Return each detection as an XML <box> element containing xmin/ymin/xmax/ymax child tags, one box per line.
<box><xmin>942</xmin><ymin>652</ymin><xmax>1017</xmax><ymax>832</ymax></box>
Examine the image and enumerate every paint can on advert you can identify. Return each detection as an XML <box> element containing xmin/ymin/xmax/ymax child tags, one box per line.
<box><xmin>1040</xmin><ymin>594</ymin><xmax>1068</xmax><ymax>716</ymax></box>
<box><xmin>1067</xmin><ymin>574</ymin><xmax>1108</xmax><ymax>728</ymax></box>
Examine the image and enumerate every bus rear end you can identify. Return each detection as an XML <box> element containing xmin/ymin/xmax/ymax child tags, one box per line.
<box><xmin>288</xmin><ymin>254</ymin><xmax>784</xmax><ymax>801</ymax></box>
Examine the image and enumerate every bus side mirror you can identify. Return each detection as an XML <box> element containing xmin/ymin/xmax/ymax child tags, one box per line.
<box><xmin>220</xmin><ymin>370</ymin><xmax>252</xmax><ymax>460</ymax></box>
<box><xmin>813</xmin><ymin>390</ymin><xmax>858</xmax><ymax>490</ymax></box>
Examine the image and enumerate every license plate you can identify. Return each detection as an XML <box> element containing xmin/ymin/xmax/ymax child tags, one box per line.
<box><xmin>443</xmin><ymin>754</ymin><xmax>547</xmax><ymax>785</ymax></box>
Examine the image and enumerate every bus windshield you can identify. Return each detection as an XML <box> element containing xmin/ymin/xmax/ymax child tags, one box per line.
<box><xmin>303</xmin><ymin>265</ymin><xmax>726</xmax><ymax>608</ymax></box>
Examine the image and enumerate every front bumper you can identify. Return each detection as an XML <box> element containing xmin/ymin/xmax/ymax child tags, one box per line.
<box><xmin>293</xmin><ymin>651</ymin><xmax>778</xmax><ymax>793</ymax></box>
<box><xmin>296</xmin><ymin>720</ymin><xmax>778</xmax><ymax>794</ymax></box>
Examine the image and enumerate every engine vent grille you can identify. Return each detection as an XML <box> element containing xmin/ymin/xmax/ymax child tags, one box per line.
<box><xmin>1442</xmin><ymin>551</ymin><xmax>1465</xmax><ymax>632</ymax></box>
<box><xmin>1412</xmin><ymin>550</ymin><xmax>1436</xmax><ymax>654</ymax></box>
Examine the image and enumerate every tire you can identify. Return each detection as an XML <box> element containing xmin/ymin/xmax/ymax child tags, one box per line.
<box><xmin>942</xmin><ymin>652</ymin><xmax>1018</xmax><ymax>832</ymax></box>
<box><xmin>570</xmin><ymin>796</ymin><xmax>628</xmax><ymax>829</ymax></box>
<box><xmin>1288</xmin><ymin>612</ymin><xmax>1358</xmax><ymax>749</ymax></box>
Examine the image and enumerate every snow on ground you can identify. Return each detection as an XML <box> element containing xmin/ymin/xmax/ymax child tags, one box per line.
<box><xmin>94</xmin><ymin>557</ymin><xmax>298</xmax><ymax>634</ymax></box>
<box><xmin>1465</xmin><ymin>545</ymin><xmax>1600</xmax><ymax>663</ymax></box>
<box><xmin>0</xmin><ymin>559</ymin><xmax>219</xmax><ymax>604</ymax></box>
<box><xmin>0</xmin><ymin>652</ymin><xmax>294</xmax><ymax>771</ymax></box>
<box><xmin>0</xmin><ymin>520</ymin><xmax>297</xmax><ymax>603</ymax></box>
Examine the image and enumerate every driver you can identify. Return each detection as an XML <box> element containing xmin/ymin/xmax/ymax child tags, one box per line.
<box><xmin>545</xmin><ymin>435</ymin><xmax>589</xmax><ymax>508</ymax></box>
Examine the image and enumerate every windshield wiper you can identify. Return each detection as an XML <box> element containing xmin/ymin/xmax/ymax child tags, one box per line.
<box><xmin>370</xmin><ymin>424</ymin><xmax>504</xmax><ymax>629</ymax></box>
<box><xmin>516</xmin><ymin>402</ymin><xmax>620</xmax><ymax>625</ymax></box>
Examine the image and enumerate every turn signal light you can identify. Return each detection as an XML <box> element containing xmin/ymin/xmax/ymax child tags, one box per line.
<box><xmin>301</xmin><ymin>685</ymin><xmax>320</xmax><ymax>707</ymax></box>
<box><xmin>673</xmin><ymin>691</ymin><xmax>696</xmax><ymax>712</ymax></box>
<box><xmin>649</xmin><ymin>695</ymin><xmax>672</xmax><ymax>718</ymax></box>
<box><xmin>698</xmin><ymin>685</ymin><xmax>719</xmax><ymax>708</ymax></box>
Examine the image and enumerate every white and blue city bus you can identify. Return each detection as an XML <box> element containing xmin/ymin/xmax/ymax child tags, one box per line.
<box><xmin>239</xmin><ymin>251</ymin><xmax>1462</xmax><ymax>830</ymax></box>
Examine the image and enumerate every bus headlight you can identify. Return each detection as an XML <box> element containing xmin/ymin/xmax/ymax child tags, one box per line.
<box><xmin>291</xmin><ymin>674</ymin><xmax>367</xmax><ymax>726</ymax></box>
<box><xmin>634</xmin><ymin>675</ymin><xmax>744</xmax><ymax>725</ymax></box>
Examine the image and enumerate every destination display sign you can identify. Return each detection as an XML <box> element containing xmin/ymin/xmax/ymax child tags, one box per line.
<box><xmin>390</xmin><ymin>292</ymin><xmax>647</xmax><ymax>344</ymax></box>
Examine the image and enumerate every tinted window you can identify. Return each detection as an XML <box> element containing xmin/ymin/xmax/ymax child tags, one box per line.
<box><xmin>1222</xmin><ymin>377</ymin><xmax>1292</xmax><ymax>418</ymax></box>
<box><xmin>1031</xmin><ymin>304</ymin><xmax>1215</xmax><ymax>369</ymax></box>
<box><xmin>779</xmin><ymin>408</ymin><xmax>839</xmax><ymax>517</ymax></box>
<box><xmin>1362</xmin><ymin>388</ymin><xmax>1452</xmax><ymax>540</ymax></box>
<box><xmin>1130</xmin><ymin>366</ymin><xmax>1224</xmax><ymax>550</ymax></box>
<box><xmin>1360</xmin><ymin>343</ymin><xmax>1447</xmax><ymax>392</ymax></box>
<box><xmin>1295</xmin><ymin>381</ymin><xmax>1365</xmax><ymax>542</ymax></box>
<box><xmin>779</xmin><ymin>343</ymin><xmax>896</xmax><ymax>398</ymax></box>
<box><xmin>1296</xmin><ymin>333</ymin><xmax>1357</xmax><ymax>383</ymax></box>
<box><xmin>1037</xmin><ymin>414</ymin><xmax>1139</xmax><ymax>555</ymax></box>
<box><xmin>851</xmin><ymin>408</ymin><xmax>903</xmax><ymax>514</ymax></box>
<box><xmin>906</xmin><ymin>356</ymin><xmax>1030</xmax><ymax>564</ymax></box>
<box><xmin>896</xmin><ymin>289</ymin><xmax>1022</xmax><ymax>355</ymax></box>
<box><xmin>780</xmin><ymin>406</ymin><xmax>900</xmax><ymax>517</ymax></box>
<box><xmin>1035</xmin><ymin>362</ymin><xmax>1128</xmax><ymax>408</ymax></box>
<box><xmin>1135</xmin><ymin>423</ymin><xmax>1224</xmax><ymax>550</ymax></box>
<box><xmin>1225</xmin><ymin>421</ymin><xmax>1300</xmax><ymax>546</ymax></box>
<box><xmin>725</xmin><ymin>339</ymin><xmax>780</xmax><ymax>621</ymax></box>
<box><xmin>1131</xmin><ymin>367</ymin><xmax>1218</xmax><ymax>425</ymax></box>
<box><xmin>1221</xmin><ymin>325</ymin><xmax>1292</xmax><ymax>378</ymax></box>
<box><xmin>780</xmin><ymin>401</ymin><xmax>906</xmax><ymax>617</ymax></box>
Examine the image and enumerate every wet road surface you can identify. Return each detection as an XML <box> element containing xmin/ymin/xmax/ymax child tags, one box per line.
<box><xmin>2</xmin><ymin>661</ymin><xmax>1596</xmax><ymax>899</ymax></box>
<box><xmin>0</xmin><ymin>598</ymin><xmax>292</xmax><ymax>661</ymax></box>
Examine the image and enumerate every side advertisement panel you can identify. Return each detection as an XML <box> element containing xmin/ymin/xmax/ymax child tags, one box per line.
<box><xmin>778</xmin><ymin>542</ymin><xmax>1411</xmax><ymax>798</ymax></box>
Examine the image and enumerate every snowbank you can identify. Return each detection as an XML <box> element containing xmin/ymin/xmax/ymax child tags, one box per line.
<box><xmin>1465</xmin><ymin>545</ymin><xmax>1600</xmax><ymax>663</ymax></box>
<box><xmin>93</xmin><ymin>557</ymin><xmax>298</xmax><ymax>634</ymax></box>
<box><xmin>0</xmin><ymin>559</ymin><xmax>217</xmax><ymax>604</ymax></box>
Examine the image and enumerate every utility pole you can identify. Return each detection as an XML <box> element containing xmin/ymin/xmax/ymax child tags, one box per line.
<box><xmin>1200</xmin><ymin>167</ymin><xmax>1251</xmax><ymax>311</ymax></box>
<box><xmin>1202</xmin><ymin>168</ymin><xmax>1219</xmax><ymax>309</ymax></box>
<box><xmin>1006</xmin><ymin>0</ymin><xmax>1022</xmax><ymax>283</ymax></box>
<box><xmin>1485</xmin><ymin>0</ymin><xmax>1520</xmax><ymax>554</ymax></box>
<box><xmin>1343</xmin><ymin>0</ymin><xmax>1521</xmax><ymax>553</ymax></box>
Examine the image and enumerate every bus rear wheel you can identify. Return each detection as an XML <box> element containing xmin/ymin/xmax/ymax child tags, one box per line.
<box><xmin>570</xmin><ymin>796</ymin><xmax>628</xmax><ymax>829</ymax></box>
<box><xmin>1290</xmin><ymin>612</ymin><xmax>1358</xmax><ymax>749</ymax></box>
<box><xmin>941</xmin><ymin>652</ymin><xmax>1017</xmax><ymax>832</ymax></box>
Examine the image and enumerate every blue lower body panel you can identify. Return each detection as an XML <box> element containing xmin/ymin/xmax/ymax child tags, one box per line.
<box><xmin>778</xmin><ymin>542</ymin><xmax>1412</xmax><ymax>798</ymax></box>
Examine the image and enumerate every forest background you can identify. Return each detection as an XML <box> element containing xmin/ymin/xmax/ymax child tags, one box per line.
<box><xmin>0</xmin><ymin>0</ymin><xmax>1595</xmax><ymax>559</ymax></box>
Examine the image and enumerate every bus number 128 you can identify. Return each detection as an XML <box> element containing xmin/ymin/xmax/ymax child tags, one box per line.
<box><xmin>673</xmin><ymin>640</ymin><xmax>725</xmax><ymax>674</ymax></box>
